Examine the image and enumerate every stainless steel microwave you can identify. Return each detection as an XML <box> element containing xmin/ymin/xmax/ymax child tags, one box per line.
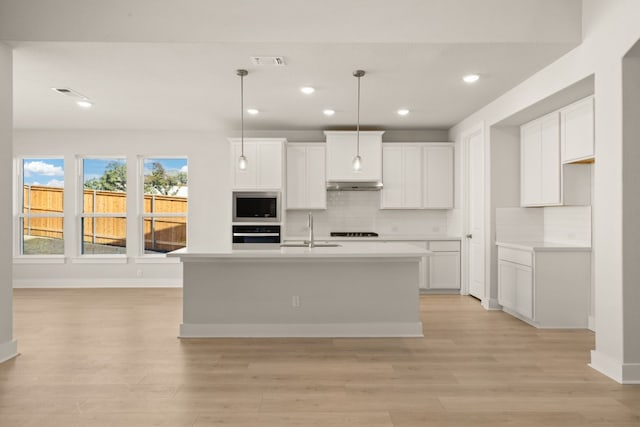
<box><xmin>232</xmin><ymin>191</ymin><xmax>281</xmax><ymax>222</ymax></box>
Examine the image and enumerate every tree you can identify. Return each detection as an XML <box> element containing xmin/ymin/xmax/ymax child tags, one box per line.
<box><xmin>84</xmin><ymin>161</ymin><xmax>127</xmax><ymax>192</ymax></box>
<box><xmin>144</xmin><ymin>162</ymin><xmax>187</xmax><ymax>196</ymax></box>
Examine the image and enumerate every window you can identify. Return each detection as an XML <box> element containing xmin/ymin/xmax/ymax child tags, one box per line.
<box><xmin>81</xmin><ymin>158</ymin><xmax>127</xmax><ymax>255</ymax></box>
<box><xmin>141</xmin><ymin>158</ymin><xmax>188</xmax><ymax>254</ymax></box>
<box><xmin>19</xmin><ymin>158</ymin><xmax>65</xmax><ymax>255</ymax></box>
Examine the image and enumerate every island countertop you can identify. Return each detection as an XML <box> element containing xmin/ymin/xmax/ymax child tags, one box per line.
<box><xmin>168</xmin><ymin>241</ymin><xmax>431</xmax><ymax>260</ymax></box>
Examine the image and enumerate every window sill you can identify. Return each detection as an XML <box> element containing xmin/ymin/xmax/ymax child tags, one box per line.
<box><xmin>14</xmin><ymin>256</ymin><xmax>66</xmax><ymax>264</ymax></box>
<box><xmin>135</xmin><ymin>255</ymin><xmax>180</xmax><ymax>264</ymax></box>
<box><xmin>71</xmin><ymin>256</ymin><xmax>128</xmax><ymax>264</ymax></box>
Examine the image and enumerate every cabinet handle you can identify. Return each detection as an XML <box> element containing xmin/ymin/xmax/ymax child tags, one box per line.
<box><xmin>466</xmin><ymin>234</ymin><xmax>473</xmax><ymax>239</ymax></box>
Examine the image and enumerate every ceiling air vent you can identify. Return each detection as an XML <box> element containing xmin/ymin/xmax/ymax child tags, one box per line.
<box><xmin>250</xmin><ymin>56</ymin><xmax>286</xmax><ymax>66</ymax></box>
<box><xmin>51</xmin><ymin>87</ymin><xmax>88</xmax><ymax>99</ymax></box>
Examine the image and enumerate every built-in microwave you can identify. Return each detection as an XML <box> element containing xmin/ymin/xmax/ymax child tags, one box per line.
<box><xmin>232</xmin><ymin>191</ymin><xmax>281</xmax><ymax>222</ymax></box>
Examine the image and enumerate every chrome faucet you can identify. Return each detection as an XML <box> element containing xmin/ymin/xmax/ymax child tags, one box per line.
<box><xmin>307</xmin><ymin>212</ymin><xmax>315</xmax><ymax>248</ymax></box>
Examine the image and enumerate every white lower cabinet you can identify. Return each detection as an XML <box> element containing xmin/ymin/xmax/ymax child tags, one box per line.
<box><xmin>497</xmin><ymin>245</ymin><xmax>590</xmax><ymax>328</ymax></box>
<box><xmin>429</xmin><ymin>252</ymin><xmax>461</xmax><ymax>290</ymax></box>
<box><xmin>498</xmin><ymin>260</ymin><xmax>533</xmax><ymax>320</ymax></box>
<box><xmin>416</xmin><ymin>240</ymin><xmax>461</xmax><ymax>291</ymax></box>
<box><xmin>334</xmin><ymin>239</ymin><xmax>461</xmax><ymax>291</ymax></box>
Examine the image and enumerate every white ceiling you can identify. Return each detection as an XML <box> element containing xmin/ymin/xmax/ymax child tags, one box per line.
<box><xmin>3</xmin><ymin>0</ymin><xmax>583</xmax><ymax>131</ymax></box>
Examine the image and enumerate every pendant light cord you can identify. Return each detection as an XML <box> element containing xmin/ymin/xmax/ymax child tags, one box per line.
<box><xmin>240</xmin><ymin>72</ymin><xmax>244</xmax><ymax>157</ymax></box>
<box><xmin>356</xmin><ymin>73</ymin><xmax>361</xmax><ymax>156</ymax></box>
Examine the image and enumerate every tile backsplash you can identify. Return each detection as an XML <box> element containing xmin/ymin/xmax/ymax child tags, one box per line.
<box><xmin>544</xmin><ymin>206</ymin><xmax>592</xmax><ymax>246</ymax></box>
<box><xmin>285</xmin><ymin>191</ymin><xmax>452</xmax><ymax>237</ymax></box>
<box><xmin>495</xmin><ymin>206</ymin><xmax>592</xmax><ymax>246</ymax></box>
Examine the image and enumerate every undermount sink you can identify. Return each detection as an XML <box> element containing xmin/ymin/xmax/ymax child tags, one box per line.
<box><xmin>280</xmin><ymin>242</ymin><xmax>342</xmax><ymax>248</ymax></box>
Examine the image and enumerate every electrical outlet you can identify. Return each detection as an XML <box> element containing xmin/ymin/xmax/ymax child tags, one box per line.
<box><xmin>292</xmin><ymin>295</ymin><xmax>301</xmax><ymax>308</ymax></box>
<box><xmin>136</xmin><ymin>269</ymin><xmax>143</xmax><ymax>278</ymax></box>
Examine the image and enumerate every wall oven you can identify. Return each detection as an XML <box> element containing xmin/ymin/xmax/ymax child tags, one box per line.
<box><xmin>232</xmin><ymin>191</ymin><xmax>281</xmax><ymax>222</ymax></box>
<box><xmin>232</xmin><ymin>225</ymin><xmax>281</xmax><ymax>249</ymax></box>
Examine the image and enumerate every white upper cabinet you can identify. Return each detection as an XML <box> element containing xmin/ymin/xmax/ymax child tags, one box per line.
<box><xmin>286</xmin><ymin>143</ymin><xmax>326</xmax><ymax>210</ymax></box>
<box><xmin>230</xmin><ymin>138</ymin><xmax>285</xmax><ymax>190</ymax></box>
<box><xmin>381</xmin><ymin>143</ymin><xmax>454</xmax><ymax>209</ymax></box>
<box><xmin>423</xmin><ymin>145</ymin><xmax>454</xmax><ymax>209</ymax></box>
<box><xmin>521</xmin><ymin>113</ymin><xmax>562</xmax><ymax>207</ymax></box>
<box><xmin>561</xmin><ymin>96</ymin><xmax>594</xmax><ymax>163</ymax></box>
<box><xmin>325</xmin><ymin>131</ymin><xmax>383</xmax><ymax>182</ymax></box>
<box><xmin>381</xmin><ymin>144</ymin><xmax>422</xmax><ymax>208</ymax></box>
<box><xmin>520</xmin><ymin>100</ymin><xmax>592</xmax><ymax>207</ymax></box>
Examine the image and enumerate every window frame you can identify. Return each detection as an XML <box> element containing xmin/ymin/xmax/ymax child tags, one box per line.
<box><xmin>14</xmin><ymin>156</ymin><xmax>66</xmax><ymax>260</ymax></box>
<box><xmin>138</xmin><ymin>156</ymin><xmax>188</xmax><ymax>258</ymax></box>
<box><xmin>77</xmin><ymin>155</ymin><xmax>128</xmax><ymax>258</ymax></box>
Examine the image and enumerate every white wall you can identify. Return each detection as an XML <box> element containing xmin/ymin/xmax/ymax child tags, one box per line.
<box><xmin>0</xmin><ymin>43</ymin><xmax>17</xmax><ymax>362</ymax></box>
<box><xmin>449</xmin><ymin>0</ymin><xmax>640</xmax><ymax>383</ymax></box>
<box><xmin>13</xmin><ymin>129</ymin><xmax>232</xmax><ymax>287</ymax></box>
<box><xmin>622</xmin><ymin>41</ymin><xmax>640</xmax><ymax>370</ymax></box>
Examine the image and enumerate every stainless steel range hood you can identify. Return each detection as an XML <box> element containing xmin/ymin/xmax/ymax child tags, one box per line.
<box><xmin>326</xmin><ymin>181</ymin><xmax>383</xmax><ymax>191</ymax></box>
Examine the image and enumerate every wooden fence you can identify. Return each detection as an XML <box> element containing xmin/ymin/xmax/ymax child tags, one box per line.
<box><xmin>23</xmin><ymin>185</ymin><xmax>187</xmax><ymax>252</ymax></box>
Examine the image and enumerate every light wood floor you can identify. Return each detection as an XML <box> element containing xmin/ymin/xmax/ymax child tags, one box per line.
<box><xmin>1</xmin><ymin>289</ymin><xmax>639</xmax><ymax>426</ymax></box>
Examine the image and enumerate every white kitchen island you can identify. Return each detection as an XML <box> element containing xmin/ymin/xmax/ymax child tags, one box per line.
<box><xmin>168</xmin><ymin>242</ymin><xmax>429</xmax><ymax>338</ymax></box>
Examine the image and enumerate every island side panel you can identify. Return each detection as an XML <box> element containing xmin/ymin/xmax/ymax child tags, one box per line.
<box><xmin>181</xmin><ymin>258</ymin><xmax>422</xmax><ymax>337</ymax></box>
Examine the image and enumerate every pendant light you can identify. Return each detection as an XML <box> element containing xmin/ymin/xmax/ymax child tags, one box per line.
<box><xmin>352</xmin><ymin>70</ymin><xmax>365</xmax><ymax>171</ymax></box>
<box><xmin>237</xmin><ymin>69</ymin><xmax>248</xmax><ymax>170</ymax></box>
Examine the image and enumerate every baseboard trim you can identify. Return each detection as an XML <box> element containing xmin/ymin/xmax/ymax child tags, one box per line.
<box><xmin>13</xmin><ymin>278</ymin><xmax>182</xmax><ymax>288</ymax></box>
<box><xmin>588</xmin><ymin>315</ymin><xmax>595</xmax><ymax>331</ymax></box>
<box><xmin>180</xmin><ymin>322</ymin><xmax>424</xmax><ymax>338</ymax></box>
<box><xmin>587</xmin><ymin>350</ymin><xmax>640</xmax><ymax>384</ymax></box>
<box><xmin>481</xmin><ymin>297</ymin><xmax>501</xmax><ymax>311</ymax></box>
<box><xmin>0</xmin><ymin>340</ymin><xmax>18</xmax><ymax>364</ymax></box>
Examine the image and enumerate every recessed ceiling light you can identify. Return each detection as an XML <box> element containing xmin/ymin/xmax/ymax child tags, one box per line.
<box><xmin>247</xmin><ymin>108</ymin><xmax>259</xmax><ymax>115</ymax></box>
<box><xmin>397</xmin><ymin>109</ymin><xmax>410</xmax><ymax>116</ymax></box>
<box><xmin>300</xmin><ymin>86</ymin><xmax>315</xmax><ymax>95</ymax></box>
<box><xmin>463</xmin><ymin>74</ymin><xmax>480</xmax><ymax>83</ymax></box>
<box><xmin>323</xmin><ymin>109</ymin><xmax>335</xmax><ymax>116</ymax></box>
<box><xmin>76</xmin><ymin>100</ymin><xmax>93</xmax><ymax>108</ymax></box>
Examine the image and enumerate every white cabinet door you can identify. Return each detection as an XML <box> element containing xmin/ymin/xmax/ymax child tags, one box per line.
<box><xmin>257</xmin><ymin>142</ymin><xmax>283</xmax><ymax>189</ymax></box>
<box><xmin>423</xmin><ymin>145</ymin><xmax>454</xmax><ymax>209</ymax></box>
<box><xmin>231</xmin><ymin>139</ymin><xmax>284</xmax><ymax>190</ymax></box>
<box><xmin>306</xmin><ymin>145</ymin><xmax>327</xmax><ymax>209</ymax></box>
<box><xmin>381</xmin><ymin>144</ymin><xmax>423</xmax><ymax>209</ymax></box>
<box><xmin>325</xmin><ymin>131</ymin><xmax>383</xmax><ymax>182</ymax></box>
<box><xmin>286</xmin><ymin>144</ymin><xmax>326</xmax><ymax>210</ymax></box>
<box><xmin>521</xmin><ymin>121</ymin><xmax>542</xmax><ymax>206</ymax></box>
<box><xmin>403</xmin><ymin>145</ymin><xmax>423</xmax><ymax>208</ymax></box>
<box><xmin>381</xmin><ymin>146</ymin><xmax>403</xmax><ymax>208</ymax></box>
<box><xmin>498</xmin><ymin>259</ymin><xmax>533</xmax><ymax>320</ymax></box>
<box><xmin>521</xmin><ymin>113</ymin><xmax>561</xmax><ymax>206</ymax></box>
<box><xmin>428</xmin><ymin>252</ymin><xmax>460</xmax><ymax>289</ymax></box>
<box><xmin>232</xmin><ymin>141</ymin><xmax>258</xmax><ymax>189</ymax></box>
<box><xmin>561</xmin><ymin>96</ymin><xmax>594</xmax><ymax>163</ymax></box>
<box><xmin>286</xmin><ymin>145</ymin><xmax>307</xmax><ymax>209</ymax></box>
<box><xmin>498</xmin><ymin>260</ymin><xmax>517</xmax><ymax>310</ymax></box>
<box><xmin>540</xmin><ymin>113</ymin><xmax>561</xmax><ymax>205</ymax></box>
<box><xmin>515</xmin><ymin>264</ymin><xmax>533</xmax><ymax>320</ymax></box>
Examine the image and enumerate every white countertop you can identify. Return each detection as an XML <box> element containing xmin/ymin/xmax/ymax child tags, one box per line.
<box><xmin>496</xmin><ymin>241</ymin><xmax>592</xmax><ymax>252</ymax></box>
<box><xmin>284</xmin><ymin>234</ymin><xmax>461</xmax><ymax>242</ymax></box>
<box><xmin>169</xmin><ymin>241</ymin><xmax>431</xmax><ymax>259</ymax></box>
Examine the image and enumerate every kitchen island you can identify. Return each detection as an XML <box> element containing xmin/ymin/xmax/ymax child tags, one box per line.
<box><xmin>168</xmin><ymin>242</ymin><xmax>429</xmax><ymax>338</ymax></box>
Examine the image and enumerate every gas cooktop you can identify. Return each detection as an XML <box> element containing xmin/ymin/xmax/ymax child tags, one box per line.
<box><xmin>330</xmin><ymin>232</ymin><xmax>379</xmax><ymax>237</ymax></box>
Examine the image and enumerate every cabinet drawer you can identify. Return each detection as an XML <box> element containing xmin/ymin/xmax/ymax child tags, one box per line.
<box><xmin>428</xmin><ymin>241</ymin><xmax>460</xmax><ymax>252</ymax></box>
<box><xmin>498</xmin><ymin>247</ymin><xmax>532</xmax><ymax>267</ymax></box>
